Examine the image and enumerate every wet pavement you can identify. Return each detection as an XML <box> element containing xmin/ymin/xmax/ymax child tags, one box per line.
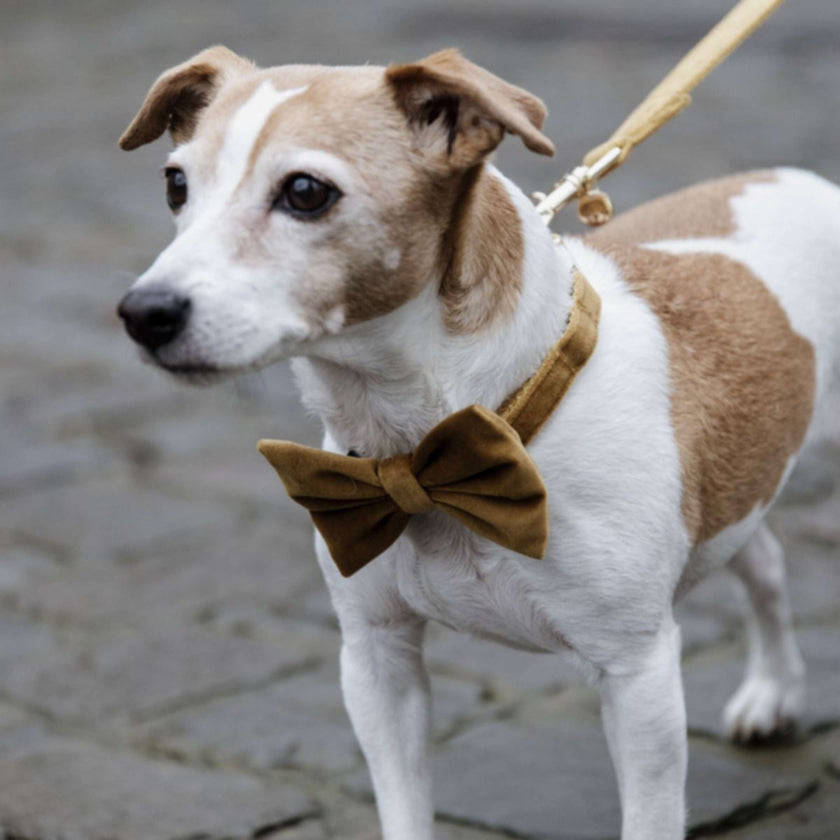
<box><xmin>1</xmin><ymin>1</ymin><xmax>838</xmax><ymax>837</ymax></box>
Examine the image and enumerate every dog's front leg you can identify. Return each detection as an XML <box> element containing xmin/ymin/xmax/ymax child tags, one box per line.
<box><xmin>340</xmin><ymin>615</ymin><xmax>434</xmax><ymax>840</ymax></box>
<box><xmin>598</xmin><ymin>619</ymin><xmax>687</xmax><ymax>840</ymax></box>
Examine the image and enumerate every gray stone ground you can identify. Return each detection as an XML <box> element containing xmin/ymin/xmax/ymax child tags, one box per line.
<box><xmin>1</xmin><ymin>1</ymin><xmax>839</xmax><ymax>837</ymax></box>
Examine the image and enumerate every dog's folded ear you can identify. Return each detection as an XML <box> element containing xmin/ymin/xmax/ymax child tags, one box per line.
<box><xmin>386</xmin><ymin>49</ymin><xmax>554</xmax><ymax>168</ymax></box>
<box><xmin>119</xmin><ymin>45</ymin><xmax>254</xmax><ymax>151</ymax></box>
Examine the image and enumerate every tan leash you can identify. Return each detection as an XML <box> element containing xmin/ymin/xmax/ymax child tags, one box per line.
<box><xmin>534</xmin><ymin>0</ymin><xmax>787</xmax><ymax>228</ymax></box>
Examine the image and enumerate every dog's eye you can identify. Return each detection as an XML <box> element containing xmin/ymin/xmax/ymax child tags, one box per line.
<box><xmin>275</xmin><ymin>173</ymin><xmax>339</xmax><ymax>218</ymax></box>
<box><xmin>164</xmin><ymin>167</ymin><xmax>188</xmax><ymax>212</ymax></box>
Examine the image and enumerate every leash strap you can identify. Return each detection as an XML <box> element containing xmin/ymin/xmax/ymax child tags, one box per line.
<box><xmin>535</xmin><ymin>0</ymin><xmax>786</xmax><ymax>227</ymax></box>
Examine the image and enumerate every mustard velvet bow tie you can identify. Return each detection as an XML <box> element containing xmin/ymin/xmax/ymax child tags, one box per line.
<box><xmin>258</xmin><ymin>271</ymin><xmax>601</xmax><ymax>577</ymax></box>
<box><xmin>258</xmin><ymin>405</ymin><xmax>548</xmax><ymax>578</ymax></box>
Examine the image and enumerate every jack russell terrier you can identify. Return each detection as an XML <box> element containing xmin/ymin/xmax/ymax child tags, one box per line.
<box><xmin>116</xmin><ymin>46</ymin><xmax>840</xmax><ymax>840</ymax></box>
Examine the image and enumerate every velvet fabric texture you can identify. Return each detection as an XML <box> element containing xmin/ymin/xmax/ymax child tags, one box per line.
<box><xmin>258</xmin><ymin>405</ymin><xmax>548</xmax><ymax>577</ymax></box>
<box><xmin>258</xmin><ymin>272</ymin><xmax>601</xmax><ymax>577</ymax></box>
<box><xmin>498</xmin><ymin>270</ymin><xmax>600</xmax><ymax>444</ymax></box>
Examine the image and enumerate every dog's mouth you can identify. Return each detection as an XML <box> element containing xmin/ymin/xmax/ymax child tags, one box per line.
<box><xmin>147</xmin><ymin>353</ymin><xmax>230</xmax><ymax>386</ymax></box>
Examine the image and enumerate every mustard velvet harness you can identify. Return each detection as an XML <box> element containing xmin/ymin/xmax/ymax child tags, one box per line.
<box><xmin>257</xmin><ymin>0</ymin><xmax>785</xmax><ymax>577</ymax></box>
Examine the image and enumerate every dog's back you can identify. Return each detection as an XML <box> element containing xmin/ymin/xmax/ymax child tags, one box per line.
<box><xmin>583</xmin><ymin>168</ymin><xmax>840</xmax><ymax>557</ymax></box>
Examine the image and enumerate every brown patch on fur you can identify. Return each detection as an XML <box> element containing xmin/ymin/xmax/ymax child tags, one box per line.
<box><xmin>587</xmin><ymin>171</ymin><xmax>776</xmax><ymax>247</ymax></box>
<box><xmin>243</xmin><ymin>65</ymin><xmax>351</xmax><ymax>176</ymax></box>
<box><xmin>119</xmin><ymin>46</ymin><xmax>254</xmax><ymax>150</ymax></box>
<box><xmin>122</xmin><ymin>50</ymin><xmax>544</xmax><ymax>337</ymax></box>
<box><xmin>585</xmin><ymin>173</ymin><xmax>816</xmax><ymax>544</ymax></box>
<box><xmin>238</xmin><ymin>67</ymin><xmax>456</xmax><ymax>328</ymax></box>
<box><xmin>440</xmin><ymin>167</ymin><xmax>524</xmax><ymax>333</ymax></box>
<box><xmin>387</xmin><ymin>48</ymin><xmax>554</xmax><ymax>167</ymax></box>
<box><xmin>233</xmin><ymin>63</ymin><xmax>532</xmax><ymax>331</ymax></box>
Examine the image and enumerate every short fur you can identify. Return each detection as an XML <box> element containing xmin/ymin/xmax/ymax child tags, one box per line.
<box><xmin>586</xmin><ymin>181</ymin><xmax>818</xmax><ymax>544</ymax></box>
<box><xmin>118</xmin><ymin>47</ymin><xmax>840</xmax><ymax>840</ymax></box>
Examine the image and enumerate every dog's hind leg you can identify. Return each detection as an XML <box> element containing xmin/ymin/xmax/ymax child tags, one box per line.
<box><xmin>724</xmin><ymin>521</ymin><xmax>806</xmax><ymax>741</ymax></box>
<box><xmin>340</xmin><ymin>616</ymin><xmax>434</xmax><ymax>840</ymax></box>
<box><xmin>599</xmin><ymin>618</ymin><xmax>687</xmax><ymax>840</ymax></box>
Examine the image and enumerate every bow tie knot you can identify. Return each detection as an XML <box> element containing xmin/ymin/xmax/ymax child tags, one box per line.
<box><xmin>377</xmin><ymin>454</ymin><xmax>435</xmax><ymax>514</ymax></box>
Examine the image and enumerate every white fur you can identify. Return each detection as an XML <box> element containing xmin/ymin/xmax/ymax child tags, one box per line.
<box><xmin>132</xmin><ymin>83</ymin><xmax>395</xmax><ymax>376</ymax></box>
<box><xmin>645</xmin><ymin>168</ymin><xmax>840</xmax><ymax>405</ymax></box>
<box><xmin>304</xmin><ymin>169</ymin><xmax>839</xmax><ymax>840</ymax></box>
<box><xmin>167</xmin><ymin>82</ymin><xmax>308</xmax><ymax>227</ymax></box>
<box><xmin>725</xmin><ymin>523</ymin><xmax>805</xmax><ymax>741</ymax></box>
<box><xmin>127</xmin><ymin>120</ymin><xmax>840</xmax><ymax>838</ymax></box>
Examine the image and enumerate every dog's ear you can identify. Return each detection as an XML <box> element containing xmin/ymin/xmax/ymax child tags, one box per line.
<box><xmin>386</xmin><ymin>49</ymin><xmax>554</xmax><ymax>169</ymax></box>
<box><xmin>119</xmin><ymin>45</ymin><xmax>254</xmax><ymax>150</ymax></box>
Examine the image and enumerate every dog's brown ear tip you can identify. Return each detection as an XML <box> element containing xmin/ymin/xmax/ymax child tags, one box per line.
<box><xmin>534</xmin><ymin>136</ymin><xmax>556</xmax><ymax>157</ymax></box>
<box><xmin>118</xmin><ymin>116</ymin><xmax>163</xmax><ymax>151</ymax></box>
<box><xmin>118</xmin><ymin>127</ymin><xmax>156</xmax><ymax>152</ymax></box>
<box><xmin>118</xmin><ymin>131</ymin><xmax>138</xmax><ymax>151</ymax></box>
<box><xmin>517</xmin><ymin>129</ymin><xmax>555</xmax><ymax>157</ymax></box>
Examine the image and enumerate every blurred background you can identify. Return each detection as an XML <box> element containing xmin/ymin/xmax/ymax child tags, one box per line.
<box><xmin>1</xmin><ymin>1</ymin><xmax>838</xmax><ymax>838</ymax></box>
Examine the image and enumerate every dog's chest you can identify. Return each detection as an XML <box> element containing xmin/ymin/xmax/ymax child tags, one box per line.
<box><xmin>389</xmin><ymin>516</ymin><xmax>566</xmax><ymax>653</ymax></box>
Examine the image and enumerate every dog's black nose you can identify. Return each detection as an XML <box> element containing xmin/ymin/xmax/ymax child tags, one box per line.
<box><xmin>117</xmin><ymin>286</ymin><xmax>191</xmax><ymax>350</ymax></box>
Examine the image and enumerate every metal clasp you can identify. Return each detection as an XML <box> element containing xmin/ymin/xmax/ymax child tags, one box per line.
<box><xmin>532</xmin><ymin>146</ymin><xmax>621</xmax><ymax>228</ymax></box>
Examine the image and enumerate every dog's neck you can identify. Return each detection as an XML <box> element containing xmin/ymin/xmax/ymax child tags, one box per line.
<box><xmin>291</xmin><ymin>166</ymin><xmax>577</xmax><ymax>458</ymax></box>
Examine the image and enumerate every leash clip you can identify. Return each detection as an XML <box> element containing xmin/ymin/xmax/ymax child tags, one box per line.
<box><xmin>577</xmin><ymin>189</ymin><xmax>613</xmax><ymax>227</ymax></box>
<box><xmin>533</xmin><ymin>146</ymin><xmax>621</xmax><ymax>228</ymax></box>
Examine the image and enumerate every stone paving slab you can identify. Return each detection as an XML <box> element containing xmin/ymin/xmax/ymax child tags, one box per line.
<box><xmin>131</xmin><ymin>663</ymin><xmax>489</xmax><ymax>777</ymax></box>
<box><xmin>285</xmin><ymin>797</ymin><xmax>525</xmax><ymax>840</ymax></box>
<box><xmin>783</xmin><ymin>492</ymin><xmax>840</xmax><ymax>550</ymax></box>
<box><xmin>683</xmin><ymin>626</ymin><xmax>840</xmax><ymax>737</ymax></box>
<box><xmin>0</xmin><ymin>617</ymin><xmax>315</xmax><ymax>726</ymax></box>
<box><xmin>715</xmin><ymin>775</ymin><xmax>840</xmax><ymax>840</ymax></box>
<box><xmin>0</xmin><ymin>477</ymin><xmax>239</xmax><ymax>563</ymax></box>
<box><xmin>425</xmin><ymin>626</ymin><xmax>578</xmax><ymax>698</ymax></box>
<box><xmin>0</xmin><ymin>430</ymin><xmax>109</xmax><ymax>499</ymax></box>
<box><xmin>13</xmin><ymin>519</ymin><xmax>321</xmax><ymax>632</ymax></box>
<box><xmin>423</xmin><ymin>719</ymin><xmax>821</xmax><ymax>839</ymax></box>
<box><xmin>1</xmin><ymin>1</ymin><xmax>839</xmax><ymax>838</ymax></box>
<box><xmin>0</xmin><ymin>737</ymin><xmax>316</xmax><ymax>840</ymax></box>
<box><xmin>136</xmin><ymin>683</ymin><xmax>364</xmax><ymax>775</ymax></box>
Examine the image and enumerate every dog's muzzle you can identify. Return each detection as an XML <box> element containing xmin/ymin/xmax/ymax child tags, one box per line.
<box><xmin>117</xmin><ymin>285</ymin><xmax>191</xmax><ymax>351</ymax></box>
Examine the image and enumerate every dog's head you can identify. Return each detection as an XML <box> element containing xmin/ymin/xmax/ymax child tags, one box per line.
<box><xmin>117</xmin><ymin>46</ymin><xmax>553</xmax><ymax>382</ymax></box>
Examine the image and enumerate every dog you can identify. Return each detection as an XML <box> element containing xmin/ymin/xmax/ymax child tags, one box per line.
<box><xmin>117</xmin><ymin>45</ymin><xmax>840</xmax><ymax>840</ymax></box>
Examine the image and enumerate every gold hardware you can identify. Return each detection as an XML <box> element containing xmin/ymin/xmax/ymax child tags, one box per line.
<box><xmin>533</xmin><ymin>146</ymin><xmax>621</xmax><ymax>227</ymax></box>
<box><xmin>577</xmin><ymin>190</ymin><xmax>613</xmax><ymax>226</ymax></box>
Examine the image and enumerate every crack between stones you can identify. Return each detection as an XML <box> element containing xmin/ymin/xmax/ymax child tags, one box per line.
<box><xmin>688</xmin><ymin>714</ymin><xmax>840</xmax><ymax>747</ymax></box>
<box><xmin>434</xmin><ymin>780</ymin><xmax>820</xmax><ymax>840</ymax></box>
<box><xmin>0</xmin><ymin>653</ymin><xmax>323</xmax><ymax>733</ymax></box>
<box><xmin>251</xmin><ymin>813</ymin><xmax>322</xmax><ymax>837</ymax></box>
<box><xmin>687</xmin><ymin>780</ymin><xmax>820</xmax><ymax>837</ymax></box>
<box><xmin>126</xmin><ymin>657</ymin><xmax>323</xmax><ymax>725</ymax></box>
<box><xmin>435</xmin><ymin>810</ymin><xmax>541</xmax><ymax>840</ymax></box>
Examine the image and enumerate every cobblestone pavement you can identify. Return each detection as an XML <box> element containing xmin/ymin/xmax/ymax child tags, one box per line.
<box><xmin>1</xmin><ymin>1</ymin><xmax>839</xmax><ymax>838</ymax></box>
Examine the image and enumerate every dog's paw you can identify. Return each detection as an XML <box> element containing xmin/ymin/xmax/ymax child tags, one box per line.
<box><xmin>723</xmin><ymin>673</ymin><xmax>805</xmax><ymax>743</ymax></box>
